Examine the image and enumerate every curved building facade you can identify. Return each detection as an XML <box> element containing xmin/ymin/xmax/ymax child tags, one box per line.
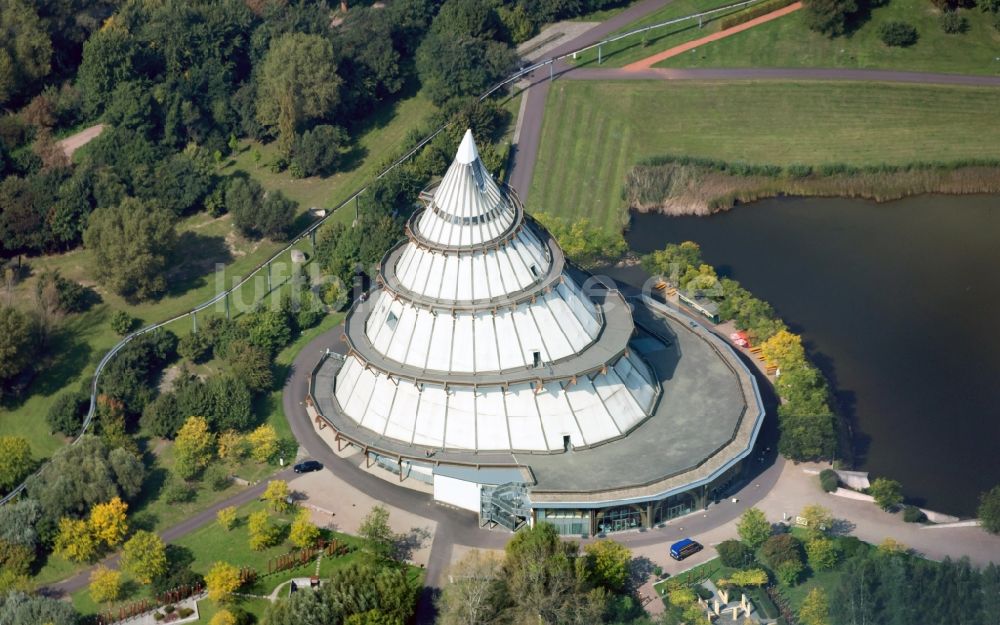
<box><xmin>310</xmin><ymin>130</ymin><xmax>766</xmax><ymax>534</ymax></box>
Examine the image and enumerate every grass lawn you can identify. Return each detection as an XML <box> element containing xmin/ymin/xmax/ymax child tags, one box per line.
<box><xmin>0</xmin><ymin>89</ymin><xmax>432</xmax><ymax>474</ymax></box>
<box><xmin>658</xmin><ymin>0</ymin><xmax>1000</xmax><ymax>75</ymax></box>
<box><xmin>569</xmin><ymin>0</ymin><xmax>763</xmax><ymax>67</ymax></box>
<box><xmin>528</xmin><ymin>80</ymin><xmax>1000</xmax><ymax>233</ymax></box>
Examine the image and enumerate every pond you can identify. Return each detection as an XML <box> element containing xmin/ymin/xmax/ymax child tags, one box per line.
<box><xmin>613</xmin><ymin>194</ymin><xmax>1000</xmax><ymax>517</ymax></box>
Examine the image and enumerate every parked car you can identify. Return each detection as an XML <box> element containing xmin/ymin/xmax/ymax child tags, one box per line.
<box><xmin>293</xmin><ymin>460</ymin><xmax>323</xmax><ymax>473</ymax></box>
<box><xmin>669</xmin><ymin>538</ymin><xmax>703</xmax><ymax>561</ymax></box>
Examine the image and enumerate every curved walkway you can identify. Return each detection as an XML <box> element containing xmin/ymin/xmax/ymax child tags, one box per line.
<box><xmin>622</xmin><ymin>2</ymin><xmax>803</xmax><ymax>71</ymax></box>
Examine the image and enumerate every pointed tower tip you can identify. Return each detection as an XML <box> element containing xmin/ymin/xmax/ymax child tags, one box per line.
<box><xmin>454</xmin><ymin>129</ymin><xmax>479</xmax><ymax>165</ymax></box>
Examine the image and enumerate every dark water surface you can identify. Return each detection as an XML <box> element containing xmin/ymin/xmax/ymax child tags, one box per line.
<box><xmin>619</xmin><ymin>194</ymin><xmax>1000</xmax><ymax>517</ymax></box>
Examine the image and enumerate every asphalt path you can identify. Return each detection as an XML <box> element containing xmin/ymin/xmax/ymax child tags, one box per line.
<box><xmin>46</xmin><ymin>466</ymin><xmax>297</xmax><ymax>596</ymax></box>
<box><xmin>507</xmin><ymin>19</ymin><xmax>1000</xmax><ymax>200</ymax></box>
<box><xmin>280</xmin><ymin>320</ymin><xmax>786</xmax><ymax>623</ymax></box>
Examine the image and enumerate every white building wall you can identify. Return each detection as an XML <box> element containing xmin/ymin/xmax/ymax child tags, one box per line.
<box><xmin>433</xmin><ymin>475</ymin><xmax>482</xmax><ymax>512</ymax></box>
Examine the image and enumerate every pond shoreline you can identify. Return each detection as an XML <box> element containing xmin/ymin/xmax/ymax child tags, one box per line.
<box><xmin>625</xmin><ymin>162</ymin><xmax>1000</xmax><ymax>217</ymax></box>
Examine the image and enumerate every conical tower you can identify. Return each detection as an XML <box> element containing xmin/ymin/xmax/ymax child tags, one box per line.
<box><xmin>332</xmin><ymin>130</ymin><xmax>660</xmax><ymax>452</ymax></box>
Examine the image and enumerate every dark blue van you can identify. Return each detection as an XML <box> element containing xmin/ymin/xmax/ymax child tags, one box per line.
<box><xmin>669</xmin><ymin>538</ymin><xmax>703</xmax><ymax>560</ymax></box>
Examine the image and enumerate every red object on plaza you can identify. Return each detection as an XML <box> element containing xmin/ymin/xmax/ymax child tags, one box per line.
<box><xmin>730</xmin><ymin>331</ymin><xmax>750</xmax><ymax>348</ymax></box>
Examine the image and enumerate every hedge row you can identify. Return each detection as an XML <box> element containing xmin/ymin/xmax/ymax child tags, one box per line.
<box><xmin>636</xmin><ymin>154</ymin><xmax>1000</xmax><ymax>179</ymax></box>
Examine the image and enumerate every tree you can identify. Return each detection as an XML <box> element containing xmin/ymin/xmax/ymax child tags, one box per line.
<box><xmin>229</xmin><ymin>180</ymin><xmax>296</xmax><ymax>240</ymax></box>
<box><xmin>978</xmin><ymin>485</ymin><xmax>1000</xmax><ymax>533</ymax></box>
<box><xmin>799</xmin><ymin>587</ymin><xmax>830</xmax><ymax>625</ymax></box>
<box><xmin>819</xmin><ymin>469</ymin><xmax>839</xmax><ymax>493</ymax></box>
<box><xmin>121</xmin><ymin>530</ymin><xmax>167</xmax><ymax>584</ymax></box>
<box><xmin>869</xmin><ymin>477</ymin><xmax>903</xmax><ymax>511</ymax></box>
<box><xmin>174</xmin><ymin>416</ymin><xmax>216</xmax><ymax>480</ymax></box>
<box><xmin>76</xmin><ymin>27</ymin><xmax>142</xmax><ymax>116</ymax></box>
<box><xmin>210</xmin><ymin>610</ymin><xmax>237</xmax><ymax>625</ymax></box>
<box><xmin>257</xmin><ymin>33</ymin><xmax>342</xmax><ymax>154</ymax></box>
<box><xmin>46</xmin><ymin>391</ymin><xmax>89</xmax><ymax>436</ymax></box>
<box><xmin>359</xmin><ymin>505</ymin><xmax>396</xmax><ymax>562</ymax></box>
<box><xmin>877</xmin><ymin>537</ymin><xmax>907</xmax><ymax>555</ymax></box>
<box><xmin>760</xmin><ymin>329</ymin><xmax>806</xmax><ymax>369</ymax></box>
<box><xmin>205</xmin><ymin>561</ymin><xmax>242</xmax><ymax>602</ymax></box>
<box><xmin>776</xmin><ymin>559</ymin><xmax>804</xmax><ymax>586</ymax></box>
<box><xmin>415</xmin><ymin>0</ymin><xmax>516</xmax><ymax>105</ymax></box>
<box><xmin>217</xmin><ymin>431</ymin><xmax>248</xmax><ymax>462</ymax></box>
<box><xmin>89</xmin><ymin>496</ymin><xmax>128</xmax><ymax>548</ymax></box>
<box><xmin>437</xmin><ymin>549</ymin><xmax>506</xmax><ymax>625</ymax></box>
<box><xmin>293</xmin><ymin>125</ymin><xmax>348</xmax><ymax>176</ymax></box>
<box><xmin>54</xmin><ymin>517</ymin><xmax>99</xmax><ymax>562</ymax></box>
<box><xmin>178</xmin><ymin>332</ymin><xmax>212</xmax><ymax>363</ymax></box>
<box><xmin>802</xmin><ymin>0</ymin><xmax>858</xmax><ymax>36</ymax></box>
<box><xmin>265</xmin><ymin>561</ymin><xmax>418</xmax><ymax>625</ymax></box>
<box><xmin>878</xmin><ymin>21</ymin><xmax>919</xmax><ymax>47</ymax></box>
<box><xmin>247</xmin><ymin>510</ymin><xmax>281</xmax><ymax>551</ymax></box>
<box><xmin>0</xmin><ymin>436</ymin><xmax>33</xmax><ymax>493</ymax></box>
<box><xmin>289</xmin><ymin>509</ymin><xmax>320</xmax><ymax>549</ymax></box>
<box><xmin>716</xmin><ymin>540</ymin><xmax>755</xmax><ymax>569</ymax></box>
<box><xmin>0</xmin><ymin>499</ymin><xmax>40</xmax><ymax>577</ymax></box>
<box><xmin>762</xmin><ymin>533</ymin><xmax>802</xmax><ymax>563</ymax></box>
<box><xmin>737</xmin><ymin>508</ymin><xmax>771</xmax><ymax>550</ymax></box>
<box><xmin>0</xmin><ymin>589</ymin><xmax>79</xmax><ymax>625</ymax></box>
<box><xmin>110</xmin><ymin>310</ymin><xmax>137</xmax><ymax>336</ymax></box>
<box><xmin>801</xmin><ymin>504</ymin><xmax>833</xmax><ymax>540</ymax></box>
<box><xmin>89</xmin><ymin>565</ymin><xmax>121</xmax><ymax>603</ymax></box>
<box><xmin>83</xmin><ymin>198</ymin><xmax>177</xmax><ymax>301</ymax></box>
<box><xmin>722</xmin><ymin>568</ymin><xmax>768</xmax><ymax>588</ymax></box>
<box><xmin>262</xmin><ymin>480</ymin><xmax>291</xmax><ymax>512</ymax></box>
<box><xmin>26</xmin><ymin>435</ymin><xmax>144</xmax><ymax>540</ymax></box>
<box><xmin>0</xmin><ymin>306</ymin><xmax>40</xmax><ymax>396</ymax></box>
<box><xmin>0</xmin><ymin>0</ymin><xmax>52</xmax><ymax>105</ymax></box>
<box><xmin>805</xmin><ymin>537</ymin><xmax>838</xmax><ymax>571</ymax></box>
<box><xmin>217</xmin><ymin>506</ymin><xmax>238</xmax><ymax>531</ymax></box>
<box><xmin>140</xmin><ymin>392</ymin><xmax>183</xmax><ymax>439</ymax></box>
<box><xmin>223</xmin><ymin>340</ymin><xmax>273</xmax><ymax>392</ymax></box>
<box><xmin>246</xmin><ymin>424</ymin><xmax>279</xmax><ymax>463</ymax></box>
<box><xmin>206</xmin><ymin>376</ymin><xmax>255</xmax><ymax>432</ymax></box>
<box><xmin>583</xmin><ymin>540</ymin><xmax>631</xmax><ymax>592</ymax></box>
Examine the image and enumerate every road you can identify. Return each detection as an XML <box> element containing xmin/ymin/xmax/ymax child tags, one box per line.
<box><xmin>507</xmin><ymin>17</ymin><xmax>1000</xmax><ymax>200</ymax></box>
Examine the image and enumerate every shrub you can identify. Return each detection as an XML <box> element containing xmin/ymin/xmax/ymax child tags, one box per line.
<box><xmin>879</xmin><ymin>21</ymin><xmax>919</xmax><ymax>46</ymax></box>
<box><xmin>869</xmin><ymin>477</ymin><xmax>904</xmax><ymax>511</ymax></box>
<box><xmin>205</xmin><ymin>463</ymin><xmax>232</xmax><ymax>492</ymax></box>
<box><xmin>163</xmin><ymin>480</ymin><xmax>196</xmax><ymax>504</ymax></box>
<box><xmin>819</xmin><ymin>469</ymin><xmax>839</xmax><ymax>492</ymax></box>
<box><xmin>940</xmin><ymin>11</ymin><xmax>969</xmax><ymax>32</ymax></box>
<box><xmin>979</xmin><ymin>485</ymin><xmax>1000</xmax><ymax>533</ymax></box>
<box><xmin>293</xmin><ymin>125</ymin><xmax>348</xmax><ymax>176</ymax></box>
<box><xmin>902</xmin><ymin>505</ymin><xmax>926</xmax><ymax>523</ymax></box>
<box><xmin>761</xmin><ymin>534</ymin><xmax>803</xmax><ymax>569</ymax></box>
<box><xmin>47</xmin><ymin>391</ymin><xmax>89</xmax><ymax>436</ymax></box>
<box><xmin>110</xmin><ymin>310</ymin><xmax>137</xmax><ymax>336</ymax></box>
<box><xmin>178</xmin><ymin>332</ymin><xmax>212</xmax><ymax>363</ymax></box>
<box><xmin>178</xmin><ymin>607</ymin><xmax>194</xmax><ymax>618</ymax></box>
<box><xmin>717</xmin><ymin>540</ymin><xmax>755</xmax><ymax>569</ymax></box>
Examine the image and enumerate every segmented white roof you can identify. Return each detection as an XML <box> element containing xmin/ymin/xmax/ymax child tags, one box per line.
<box><xmin>394</xmin><ymin>228</ymin><xmax>551</xmax><ymax>301</ymax></box>
<box><xmin>333</xmin><ymin>129</ymin><xmax>662</xmax><ymax>452</ymax></box>
<box><xmin>364</xmin><ymin>278</ymin><xmax>600</xmax><ymax>372</ymax></box>
<box><xmin>414</xmin><ymin>130</ymin><xmax>516</xmax><ymax>247</ymax></box>
<box><xmin>334</xmin><ymin>350</ymin><xmax>656</xmax><ymax>451</ymax></box>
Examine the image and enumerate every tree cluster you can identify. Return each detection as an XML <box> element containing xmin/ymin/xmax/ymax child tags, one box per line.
<box><xmin>437</xmin><ymin>523</ymin><xmax>645</xmax><ymax>625</ymax></box>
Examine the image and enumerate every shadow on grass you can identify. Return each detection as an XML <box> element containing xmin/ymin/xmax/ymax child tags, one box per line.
<box><xmin>166</xmin><ymin>232</ymin><xmax>234</xmax><ymax>298</ymax></box>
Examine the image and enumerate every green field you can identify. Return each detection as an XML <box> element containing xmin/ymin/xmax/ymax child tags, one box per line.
<box><xmin>527</xmin><ymin>80</ymin><xmax>1000</xmax><ymax>233</ymax></box>
<box><xmin>570</xmin><ymin>0</ymin><xmax>747</xmax><ymax>67</ymax></box>
<box><xmin>0</xmin><ymin>90</ymin><xmax>433</xmax><ymax>470</ymax></box>
<box><xmin>659</xmin><ymin>0</ymin><xmax>1000</xmax><ymax>75</ymax></box>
